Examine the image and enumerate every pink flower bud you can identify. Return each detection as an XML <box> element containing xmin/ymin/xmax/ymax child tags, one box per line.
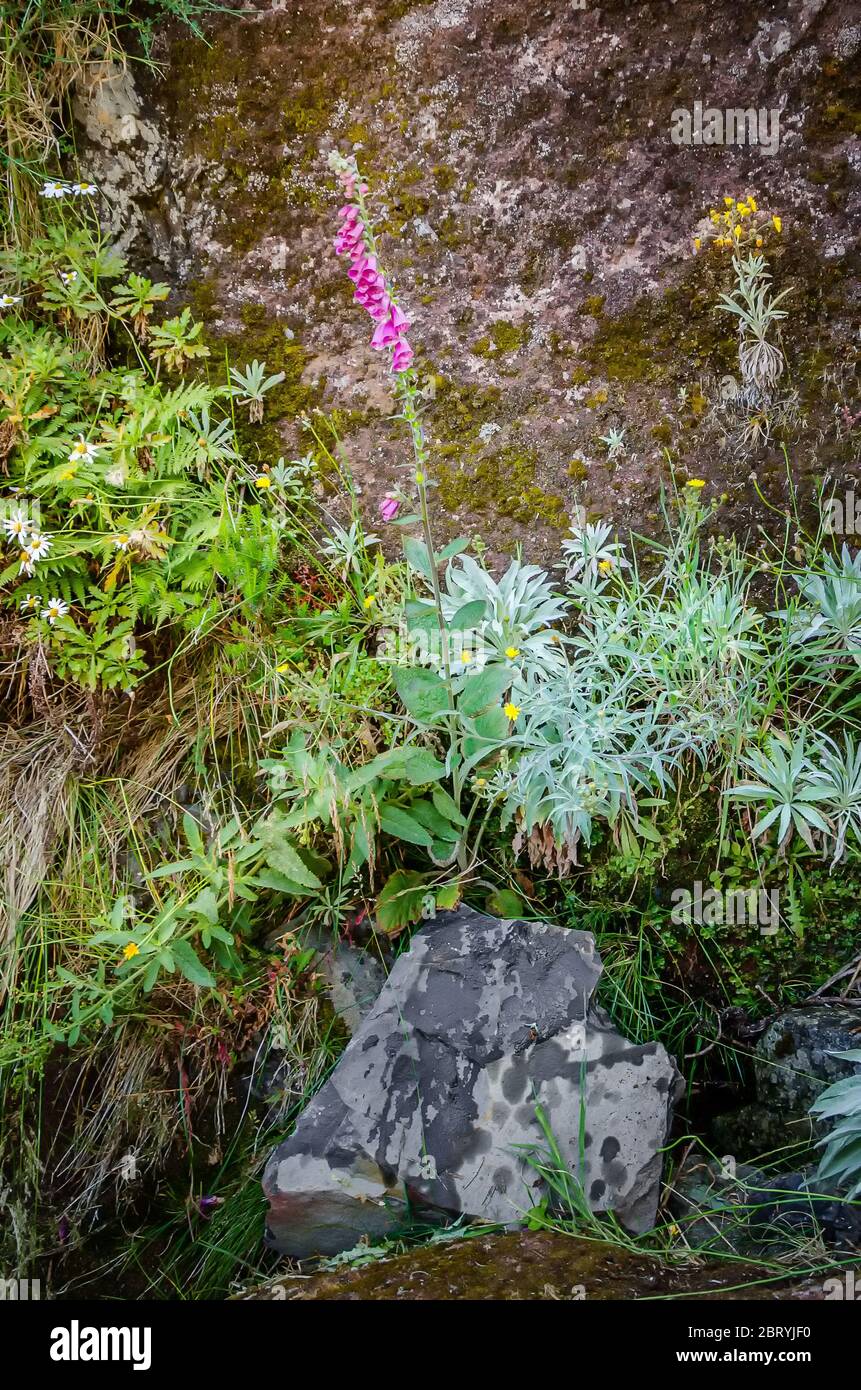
<box><xmin>392</xmin><ymin>337</ymin><xmax>414</xmax><ymax>373</ymax></box>
<box><xmin>379</xmin><ymin>494</ymin><xmax>401</xmax><ymax>522</ymax></box>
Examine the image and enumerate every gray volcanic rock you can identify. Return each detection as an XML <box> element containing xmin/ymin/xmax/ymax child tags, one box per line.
<box><xmin>754</xmin><ymin>1005</ymin><xmax>861</xmax><ymax>1112</ymax></box>
<box><xmin>263</xmin><ymin>908</ymin><xmax>682</xmax><ymax>1259</ymax></box>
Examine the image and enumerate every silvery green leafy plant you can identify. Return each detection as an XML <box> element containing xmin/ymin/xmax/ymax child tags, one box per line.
<box><xmin>186</xmin><ymin>405</ymin><xmax>241</xmax><ymax>474</ymax></box>
<box><xmin>319</xmin><ymin>518</ymin><xmax>381</xmax><ymax>578</ymax></box>
<box><xmin>810</xmin><ymin>1052</ymin><xmax>861</xmax><ymax>1199</ymax></box>
<box><xmin>791</xmin><ymin>544</ymin><xmax>861</xmax><ymax>660</ymax></box>
<box><xmin>561</xmin><ymin>517</ymin><xmax>631</xmax><ymax>584</ymax></box>
<box><xmin>269</xmin><ymin>453</ymin><xmax>316</xmax><ymax>499</ymax></box>
<box><xmin>716</xmin><ymin>253</ymin><xmax>790</xmax><ymax>394</ymax></box>
<box><xmin>504</xmin><ymin>492</ymin><xmax>805</xmax><ymax>870</ymax></box>
<box><xmin>439</xmin><ymin>554</ymin><xmax>570</xmax><ymax>689</ymax></box>
<box><xmin>808</xmin><ymin>734</ymin><xmax>861</xmax><ymax>866</ymax></box>
<box><xmin>228</xmin><ymin>359</ymin><xmax>287</xmax><ymax>423</ymax></box>
<box><xmin>598</xmin><ymin>425</ymin><xmax>627</xmax><ymax>460</ymax></box>
<box><xmin>724</xmin><ymin>732</ymin><xmax>832</xmax><ymax>852</ymax></box>
<box><xmin>502</xmin><ymin>664</ymin><xmax>680</xmax><ymax>866</ymax></box>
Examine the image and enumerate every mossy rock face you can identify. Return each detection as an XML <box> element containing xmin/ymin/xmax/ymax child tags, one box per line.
<box><xmin>243</xmin><ymin>1229</ymin><xmax>822</xmax><ymax>1301</ymax></box>
<box><xmin>76</xmin><ymin>0</ymin><xmax>861</xmax><ymax>558</ymax></box>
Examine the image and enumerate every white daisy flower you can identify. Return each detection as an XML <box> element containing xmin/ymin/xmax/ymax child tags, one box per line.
<box><xmin>26</xmin><ymin>533</ymin><xmax>52</xmax><ymax>561</ymax></box>
<box><xmin>72</xmin><ymin>181</ymin><xmax>98</xmax><ymax>196</ymax></box>
<box><xmin>0</xmin><ymin>294</ymin><xmax>21</xmax><ymax>309</ymax></box>
<box><xmin>68</xmin><ymin>435</ymin><xmax>99</xmax><ymax>464</ymax></box>
<box><xmin>19</xmin><ymin>555</ymin><xmax>35</xmax><ymax>577</ymax></box>
<box><xmin>19</xmin><ymin>593</ymin><xmax>38</xmax><ymax>612</ymax></box>
<box><xmin>59</xmin><ymin>270</ymin><xmax>78</xmax><ymax>285</ymax></box>
<box><xmin>40</xmin><ymin>181</ymin><xmax>68</xmax><ymax>199</ymax></box>
<box><xmin>113</xmin><ymin>533</ymin><xmax>130</xmax><ymax>551</ymax></box>
<box><xmin>3</xmin><ymin>510</ymin><xmax>31</xmax><ymax>542</ymax></box>
<box><xmin>42</xmin><ymin>597</ymin><xmax>68</xmax><ymax>624</ymax></box>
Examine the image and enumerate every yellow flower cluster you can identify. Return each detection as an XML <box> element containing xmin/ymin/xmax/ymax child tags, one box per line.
<box><xmin>693</xmin><ymin>195</ymin><xmax>783</xmax><ymax>254</ymax></box>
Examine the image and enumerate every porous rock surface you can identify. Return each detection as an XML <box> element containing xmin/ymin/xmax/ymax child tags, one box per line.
<box><xmin>263</xmin><ymin>907</ymin><xmax>681</xmax><ymax>1258</ymax></box>
<box><xmin>754</xmin><ymin>1004</ymin><xmax>861</xmax><ymax>1110</ymax></box>
<box><xmin>74</xmin><ymin>0</ymin><xmax>861</xmax><ymax>561</ymax></box>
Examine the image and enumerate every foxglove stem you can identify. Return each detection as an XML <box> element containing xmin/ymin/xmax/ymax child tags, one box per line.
<box><xmin>396</xmin><ymin>374</ymin><xmax>465</xmax><ymax>858</ymax></box>
<box><xmin>330</xmin><ymin>152</ymin><xmax>466</xmax><ymax>862</ymax></box>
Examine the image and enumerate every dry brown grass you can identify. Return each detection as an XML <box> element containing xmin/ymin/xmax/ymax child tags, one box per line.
<box><xmin>1</xmin><ymin>5</ymin><xmax>126</xmax><ymax>238</ymax></box>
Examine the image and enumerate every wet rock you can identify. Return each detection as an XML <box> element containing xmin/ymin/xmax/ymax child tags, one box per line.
<box><xmin>710</xmin><ymin>1005</ymin><xmax>861</xmax><ymax>1161</ymax></box>
<box><xmin>669</xmin><ymin>1148</ymin><xmax>861</xmax><ymax>1254</ymax></box>
<box><xmin>263</xmin><ymin>907</ymin><xmax>682</xmax><ymax>1259</ymax></box>
<box><xmin>711</xmin><ymin>1101</ymin><xmax>815</xmax><ymax>1157</ymax></box>
<box><xmin>754</xmin><ymin>1005</ymin><xmax>861</xmax><ymax>1112</ymax></box>
<box><xmin>748</xmin><ymin>1169</ymin><xmax>861</xmax><ymax>1251</ymax></box>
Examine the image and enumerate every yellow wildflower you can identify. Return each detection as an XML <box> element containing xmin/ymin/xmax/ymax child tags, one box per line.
<box><xmin>756</xmin><ymin>237</ymin><xmax>763</xmax><ymax>248</ymax></box>
<box><xmin>363</xmin><ymin>595</ymin><xmax>376</xmax><ymax>608</ymax></box>
<box><xmin>748</xmin><ymin>196</ymin><xmax>758</xmax><ymax>212</ymax></box>
<box><xmin>598</xmin><ymin>559</ymin><xmax>613</xmax><ymax>574</ymax></box>
<box><xmin>276</xmin><ymin>662</ymin><xmax>291</xmax><ymax>673</ymax></box>
<box><xmin>693</xmin><ymin>237</ymin><xmax>701</xmax><ymax>251</ymax></box>
<box><xmin>772</xmin><ymin>215</ymin><xmax>782</xmax><ymax>233</ymax></box>
<box><xmin>733</xmin><ymin>225</ymin><xmax>742</xmax><ymax>239</ymax></box>
<box><xmin>686</xmin><ymin>479</ymin><xmax>706</xmax><ymax>489</ymax></box>
<box><xmin>122</xmin><ymin>942</ymin><xmax>140</xmax><ymax>961</ymax></box>
<box><xmin>724</xmin><ymin>196</ymin><xmax>734</xmax><ymax>207</ymax></box>
<box><xmin>460</xmin><ymin>650</ymin><xmax>472</xmax><ymax>664</ymax></box>
<box><xmin>505</xmin><ymin>646</ymin><xmax>520</xmax><ymax>659</ymax></box>
<box><xmin>503</xmin><ymin>701</ymin><xmax>521</xmax><ymax>721</ymax></box>
<box><xmin>255</xmin><ymin>474</ymin><xmax>271</xmax><ymax>488</ymax></box>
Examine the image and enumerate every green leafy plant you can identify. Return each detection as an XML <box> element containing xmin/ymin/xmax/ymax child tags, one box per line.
<box><xmin>110</xmin><ymin>273</ymin><xmax>170</xmax><ymax>340</ymax></box>
<box><xmin>228</xmin><ymin>359</ymin><xmax>286</xmax><ymax>422</ymax></box>
<box><xmin>149</xmin><ymin>307</ymin><xmax>211</xmax><ymax>374</ymax></box>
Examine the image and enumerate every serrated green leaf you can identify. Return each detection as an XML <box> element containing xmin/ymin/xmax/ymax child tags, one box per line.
<box><xmin>376</xmin><ymin>869</ymin><xmax>428</xmax><ymax>936</ymax></box>
<box><xmin>171</xmin><ymin>938</ymin><xmax>216</xmax><ymax>988</ymax></box>
<box><xmin>266</xmin><ymin>839</ymin><xmax>323</xmax><ymax>889</ymax></box>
